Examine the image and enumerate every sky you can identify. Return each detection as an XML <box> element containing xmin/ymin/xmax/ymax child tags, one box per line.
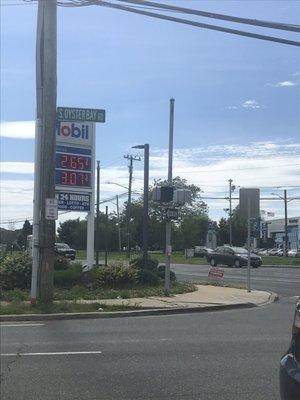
<box><xmin>1</xmin><ymin>0</ymin><xmax>300</xmax><ymax>229</ymax></box>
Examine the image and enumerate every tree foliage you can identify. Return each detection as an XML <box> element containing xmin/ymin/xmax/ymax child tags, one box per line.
<box><xmin>57</xmin><ymin>177</ymin><xmax>209</xmax><ymax>251</ymax></box>
<box><xmin>217</xmin><ymin>210</ymin><xmax>247</xmax><ymax>247</ymax></box>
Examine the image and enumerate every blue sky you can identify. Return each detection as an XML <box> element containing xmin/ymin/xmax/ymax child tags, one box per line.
<box><xmin>1</xmin><ymin>0</ymin><xmax>300</xmax><ymax>227</ymax></box>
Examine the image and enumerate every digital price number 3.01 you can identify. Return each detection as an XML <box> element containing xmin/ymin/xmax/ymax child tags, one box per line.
<box><xmin>56</xmin><ymin>153</ymin><xmax>91</xmax><ymax>171</ymax></box>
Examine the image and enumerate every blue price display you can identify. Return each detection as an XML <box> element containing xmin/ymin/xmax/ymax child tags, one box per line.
<box><xmin>55</xmin><ymin>153</ymin><xmax>91</xmax><ymax>171</ymax></box>
<box><xmin>55</xmin><ymin>170</ymin><xmax>91</xmax><ymax>188</ymax></box>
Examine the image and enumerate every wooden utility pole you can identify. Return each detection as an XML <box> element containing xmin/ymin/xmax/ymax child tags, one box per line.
<box><xmin>124</xmin><ymin>154</ymin><xmax>140</xmax><ymax>259</ymax></box>
<box><xmin>31</xmin><ymin>0</ymin><xmax>57</xmax><ymax>304</ymax></box>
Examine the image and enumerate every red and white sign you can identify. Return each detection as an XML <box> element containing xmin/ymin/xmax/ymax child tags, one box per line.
<box><xmin>208</xmin><ymin>267</ymin><xmax>224</xmax><ymax>279</ymax></box>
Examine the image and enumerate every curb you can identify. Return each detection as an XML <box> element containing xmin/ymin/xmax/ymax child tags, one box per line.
<box><xmin>0</xmin><ymin>292</ymin><xmax>278</xmax><ymax>322</ymax></box>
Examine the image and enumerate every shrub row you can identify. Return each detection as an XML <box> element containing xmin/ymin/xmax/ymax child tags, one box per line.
<box><xmin>0</xmin><ymin>253</ymin><xmax>176</xmax><ymax>291</ymax></box>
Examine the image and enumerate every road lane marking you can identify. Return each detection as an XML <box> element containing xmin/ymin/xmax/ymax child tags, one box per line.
<box><xmin>1</xmin><ymin>351</ymin><xmax>102</xmax><ymax>357</ymax></box>
<box><xmin>0</xmin><ymin>324</ymin><xmax>45</xmax><ymax>327</ymax></box>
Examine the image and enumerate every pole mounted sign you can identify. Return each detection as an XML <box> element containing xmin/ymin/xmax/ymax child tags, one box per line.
<box><xmin>57</xmin><ymin>106</ymin><xmax>105</xmax><ymax>123</ymax></box>
<box><xmin>55</xmin><ymin>106</ymin><xmax>105</xmax><ymax>269</ymax></box>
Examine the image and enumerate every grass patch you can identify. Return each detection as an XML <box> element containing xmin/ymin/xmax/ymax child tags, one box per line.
<box><xmin>195</xmin><ymin>281</ymin><xmax>247</xmax><ymax>290</ymax></box>
<box><xmin>0</xmin><ymin>301</ymin><xmax>143</xmax><ymax>315</ymax></box>
<box><xmin>1</xmin><ymin>282</ymin><xmax>196</xmax><ymax>303</ymax></box>
<box><xmin>261</xmin><ymin>256</ymin><xmax>300</xmax><ymax>266</ymax></box>
<box><xmin>77</xmin><ymin>251</ymin><xmax>300</xmax><ymax>267</ymax></box>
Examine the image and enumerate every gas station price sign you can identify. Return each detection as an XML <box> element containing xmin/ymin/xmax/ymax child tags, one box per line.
<box><xmin>55</xmin><ymin>153</ymin><xmax>91</xmax><ymax>171</ymax></box>
<box><xmin>55</xmin><ymin>170</ymin><xmax>91</xmax><ymax>188</ymax></box>
<box><xmin>55</xmin><ymin>145</ymin><xmax>92</xmax><ymax>189</ymax></box>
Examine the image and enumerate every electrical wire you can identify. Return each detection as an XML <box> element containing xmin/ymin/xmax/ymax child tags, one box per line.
<box><xmin>115</xmin><ymin>0</ymin><xmax>300</xmax><ymax>33</ymax></box>
<box><xmin>92</xmin><ymin>1</ymin><xmax>300</xmax><ymax>47</ymax></box>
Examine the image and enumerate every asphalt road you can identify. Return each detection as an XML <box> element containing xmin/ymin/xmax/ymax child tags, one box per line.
<box><xmin>1</xmin><ymin>265</ymin><xmax>299</xmax><ymax>400</ymax></box>
<box><xmin>172</xmin><ymin>264</ymin><xmax>300</xmax><ymax>297</ymax></box>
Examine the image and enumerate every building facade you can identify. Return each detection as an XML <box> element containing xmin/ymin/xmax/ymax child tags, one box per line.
<box><xmin>267</xmin><ymin>217</ymin><xmax>300</xmax><ymax>250</ymax></box>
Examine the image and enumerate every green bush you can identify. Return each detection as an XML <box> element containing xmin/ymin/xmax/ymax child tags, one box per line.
<box><xmin>157</xmin><ymin>264</ymin><xmax>176</xmax><ymax>282</ymax></box>
<box><xmin>54</xmin><ymin>256</ymin><xmax>70</xmax><ymax>271</ymax></box>
<box><xmin>54</xmin><ymin>263</ymin><xmax>83</xmax><ymax>288</ymax></box>
<box><xmin>130</xmin><ymin>255</ymin><xmax>176</xmax><ymax>285</ymax></box>
<box><xmin>92</xmin><ymin>262</ymin><xmax>138</xmax><ymax>288</ymax></box>
<box><xmin>0</xmin><ymin>252</ymin><xmax>32</xmax><ymax>290</ymax></box>
<box><xmin>130</xmin><ymin>255</ymin><xmax>159</xmax><ymax>271</ymax></box>
<box><xmin>136</xmin><ymin>269</ymin><xmax>160</xmax><ymax>286</ymax></box>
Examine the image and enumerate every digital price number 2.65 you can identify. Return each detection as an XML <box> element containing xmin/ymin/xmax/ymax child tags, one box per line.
<box><xmin>55</xmin><ymin>170</ymin><xmax>91</xmax><ymax>188</ymax></box>
<box><xmin>56</xmin><ymin>153</ymin><xmax>91</xmax><ymax>171</ymax></box>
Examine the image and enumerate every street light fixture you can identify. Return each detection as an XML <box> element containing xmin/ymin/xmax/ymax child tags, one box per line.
<box><xmin>132</xmin><ymin>144</ymin><xmax>150</xmax><ymax>269</ymax></box>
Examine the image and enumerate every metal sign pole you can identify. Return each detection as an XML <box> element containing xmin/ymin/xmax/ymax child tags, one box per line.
<box><xmin>164</xmin><ymin>98</ymin><xmax>175</xmax><ymax>296</ymax></box>
<box><xmin>247</xmin><ymin>198</ymin><xmax>251</xmax><ymax>292</ymax></box>
<box><xmin>86</xmin><ymin>123</ymin><xmax>96</xmax><ymax>270</ymax></box>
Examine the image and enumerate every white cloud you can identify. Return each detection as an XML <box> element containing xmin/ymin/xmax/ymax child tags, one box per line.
<box><xmin>225</xmin><ymin>100</ymin><xmax>262</xmax><ymax>110</ymax></box>
<box><xmin>1</xmin><ymin>140</ymin><xmax>299</xmax><ymax>227</ymax></box>
<box><xmin>274</xmin><ymin>80</ymin><xmax>296</xmax><ymax>87</ymax></box>
<box><xmin>0</xmin><ymin>162</ymin><xmax>34</xmax><ymax>174</ymax></box>
<box><xmin>0</xmin><ymin>121</ymin><xmax>35</xmax><ymax>139</ymax></box>
<box><xmin>242</xmin><ymin>100</ymin><xmax>260</xmax><ymax>109</ymax></box>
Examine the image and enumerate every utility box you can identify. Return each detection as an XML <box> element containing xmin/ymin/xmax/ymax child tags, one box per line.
<box><xmin>173</xmin><ymin>189</ymin><xmax>192</xmax><ymax>205</ymax></box>
<box><xmin>152</xmin><ymin>186</ymin><xmax>174</xmax><ymax>202</ymax></box>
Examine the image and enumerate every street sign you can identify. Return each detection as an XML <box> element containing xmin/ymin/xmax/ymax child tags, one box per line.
<box><xmin>56</xmin><ymin>192</ymin><xmax>91</xmax><ymax>212</ymax></box>
<box><xmin>45</xmin><ymin>198</ymin><xmax>58</xmax><ymax>220</ymax></box>
<box><xmin>208</xmin><ymin>267</ymin><xmax>224</xmax><ymax>279</ymax></box>
<box><xmin>57</xmin><ymin>107</ymin><xmax>105</xmax><ymax>123</ymax></box>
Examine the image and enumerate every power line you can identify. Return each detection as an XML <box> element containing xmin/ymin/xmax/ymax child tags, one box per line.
<box><xmin>90</xmin><ymin>1</ymin><xmax>300</xmax><ymax>47</ymax></box>
<box><xmin>115</xmin><ymin>0</ymin><xmax>300</xmax><ymax>33</ymax></box>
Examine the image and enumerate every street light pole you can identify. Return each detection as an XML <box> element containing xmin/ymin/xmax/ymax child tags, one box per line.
<box><xmin>165</xmin><ymin>98</ymin><xmax>175</xmax><ymax>296</ymax></box>
<box><xmin>96</xmin><ymin>161</ymin><xmax>100</xmax><ymax>266</ymax></box>
<box><xmin>229</xmin><ymin>179</ymin><xmax>233</xmax><ymax>246</ymax></box>
<box><xmin>284</xmin><ymin>189</ymin><xmax>288</xmax><ymax>257</ymax></box>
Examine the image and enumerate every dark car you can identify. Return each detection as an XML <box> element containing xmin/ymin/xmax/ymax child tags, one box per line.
<box><xmin>194</xmin><ymin>246</ymin><xmax>212</xmax><ymax>258</ymax></box>
<box><xmin>54</xmin><ymin>242</ymin><xmax>76</xmax><ymax>260</ymax></box>
<box><xmin>280</xmin><ymin>298</ymin><xmax>300</xmax><ymax>400</ymax></box>
<box><xmin>206</xmin><ymin>246</ymin><xmax>262</xmax><ymax>268</ymax></box>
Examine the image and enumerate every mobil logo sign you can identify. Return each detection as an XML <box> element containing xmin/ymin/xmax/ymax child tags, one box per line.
<box><xmin>56</xmin><ymin>121</ymin><xmax>93</xmax><ymax>147</ymax></box>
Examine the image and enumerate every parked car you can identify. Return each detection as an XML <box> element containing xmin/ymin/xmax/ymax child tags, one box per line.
<box><xmin>268</xmin><ymin>248</ymin><xmax>281</xmax><ymax>256</ymax></box>
<box><xmin>54</xmin><ymin>243</ymin><xmax>76</xmax><ymax>260</ymax></box>
<box><xmin>194</xmin><ymin>246</ymin><xmax>212</xmax><ymax>257</ymax></box>
<box><xmin>280</xmin><ymin>298</ymin><xmax>300</xmax><ymax>400</ymax></box>
<box><xmin>257</xmin><ymin>249</ymin><xmax>269</xmax><ymax>256</ymax></box>
<box><xmin>206</xmin><ymin>246</ymin><xmax>262</xmax><ymax>268</ymax></box>
<box><xmin>288</xmin><ymin>250</ymin><xmax>299</xmax><ymax>258</ymax></box>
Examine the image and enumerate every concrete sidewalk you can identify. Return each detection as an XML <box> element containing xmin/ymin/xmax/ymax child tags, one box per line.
<box><xmin>75</xmin><ymin>285</ymin><xmax>273</xmax><ymax>309</ymax></box>
<box><xmin>0</xmin><ymin>285</ymin><xmax>277</xmax><ymax>321</ymax></box>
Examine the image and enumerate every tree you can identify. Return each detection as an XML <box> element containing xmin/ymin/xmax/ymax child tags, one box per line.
<box><xmin>57</xmin><ymin>218</ymin><xmax>87</xmax><ymax>249</ymax></box>
<box><xmin>17</xmin><ymin>220</ymin><xmax>32</xmax><ymax>249</ymax></box>
<box><xmin>149</xmin><ymin>176</ymin><xmax>208</xmax><ymax>221</ymax></box>
<box><xmin>119</xmin><ymin>176</ymin><xmax>208</xmax><ymax>250</ymax></box>
<box><xmin>217</xmin><ymin>210</ymin><xmax>247</xmax><ymax>247</ymax></box>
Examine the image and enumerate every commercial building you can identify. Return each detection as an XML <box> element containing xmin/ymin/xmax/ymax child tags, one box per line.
<box><xmin>266</xmin><ymin>217</ymin><xmax>300</xmax><ymax>250</ymax></box>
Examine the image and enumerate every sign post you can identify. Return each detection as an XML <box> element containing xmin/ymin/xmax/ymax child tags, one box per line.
<box><xmin>55</xmin><ymin>107</ymin><xmax>105</xmax><ymax>270</ymax></box>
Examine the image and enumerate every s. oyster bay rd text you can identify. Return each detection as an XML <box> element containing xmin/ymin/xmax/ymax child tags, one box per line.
<box><xmin>57</xmin><ymin>106</ymin><xmax>105</xmax><ymax>123</ymax></box>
